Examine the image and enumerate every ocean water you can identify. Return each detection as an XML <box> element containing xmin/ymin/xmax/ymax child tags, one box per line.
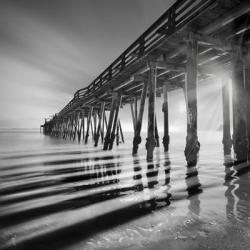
<box><xmin>0</xmin><ymin>129</ymin><xmax>250</xmax><ymax>250</ymax></box>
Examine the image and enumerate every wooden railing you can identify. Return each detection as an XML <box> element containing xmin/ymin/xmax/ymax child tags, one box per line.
<box><xmin>59</xmin><ymin>0</ymin><xmax>216</xmax><ymax>116</ymax></box>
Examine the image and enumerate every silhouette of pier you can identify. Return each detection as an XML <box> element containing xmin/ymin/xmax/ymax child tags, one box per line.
<box><xmin>42</xmin><ymin>0</ymin><xmax>250</xmax><ymax>164</ymax></box>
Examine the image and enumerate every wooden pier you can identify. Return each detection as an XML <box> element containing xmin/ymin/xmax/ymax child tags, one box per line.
<box><xmin>43</xmin><ymin>0</ymin><xmax>250</xmax><ymax>164</ymax></box>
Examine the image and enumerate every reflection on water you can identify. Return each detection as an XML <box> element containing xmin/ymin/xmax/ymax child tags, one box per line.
<box><xmin>0</xmin><ymin>130</ymin><xmax>250</xmax><ymax>250</ymax></box>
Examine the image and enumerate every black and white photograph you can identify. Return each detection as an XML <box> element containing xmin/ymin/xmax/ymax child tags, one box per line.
<box><xmin>0</xmin><ymin>0</ymin><xmax>250</xmax><ymax>249</ymax></box>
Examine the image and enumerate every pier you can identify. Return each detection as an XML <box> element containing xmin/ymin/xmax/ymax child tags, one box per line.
<box><xmin>43</xmin><ymin>0</ymin><xmax>250</xmax><ymax>164</ymax></box>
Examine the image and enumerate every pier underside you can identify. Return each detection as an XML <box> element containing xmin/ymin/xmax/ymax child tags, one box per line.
<box><xmin>43</xmin><ymin>0</ymin><xmax>250</xmax><ymax>163</ymax></box>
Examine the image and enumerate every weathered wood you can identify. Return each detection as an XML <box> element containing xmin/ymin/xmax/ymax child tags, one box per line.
<box><xmin>93</xmin><ymin>112</ymin><xmax>97</xmax><ymax>139</ymax></box>
<box><xmin>94</xmin><ymin>102</ymin><xmax>105</xmax><ymax>147</ymax></box>
<box><xmin>162</xmin><ymin>82</ymin><xmax>170</xmax><ymax>151</ymax></box>
<box><xmin>221</xmin><ymin>76</ymin><xmax>232</xmax><ymax>154</ymax></box>
<box><xmin>184</xmin><ymin>33</ymin><xmax>200</xmax><ymax>166</ymax></box>
<box><xmin>109</xmin><ymin>94</ymin><xmax>122</xmax><ymax>150</ymax></box>
<box><xmin>134</xmin><ymin>96</ymin><xmax>138</xmax><ymax>125</ymax></box>
<box><xmin>133</xmin><ymin>81</ymin><xmax>148</xmax><ymax>155</ymax></box>
<box><xmin>155</xmin><ymin>116</ymin><xmax>160</xmax><ymax>147</ymax></box>
<box><xmin>82</xmin><ymin>111</ymin><xmax>85</xmax><ymax>141</ymax></box>
<box><xmin>232</xmin><ymin>48</ymin><xmax>248</xmax><ymax>162</ymax></box>
<box><xmin>146</xmin><ymin>65</ymin><xmax>157</xmax><ymax>161</ymax></box>
<box><xmin>77</xmin><ymin>113</ymin><xmax>82</xmax><ymax>142</ymax></box>
<box><xmin>73</xmin><ymin>113</ymin><xmax>78</xmax><ymax>141</ymax></box>
<box><xmin>101</xmin><ymin>109</ymin><xmax>105</xmax><ymax>143</ymax></box>
<box><xmin>130</xmin><ymin>102</ymin><xmax>136</xmax><ymax>132</ymax></box>
<box><xmin>118</xmin><ymin>119</ymin><xmax>125</xmax><ymax>143</ymax></box>
<box><xmin>116</xmin><ymin>122</ymin><xmax>120</xmax><ymax>146</ymax></box>
<box><xmin>85</xmin><ymin>106</ymin><xmax>93</xmax><ymax>144</ymax></box>
<box><xmin>245</xmin><ymin>63</ymin><xmax>250</xmax><ymax>159</ymax></box>
<box><xmin>104</xmin><ymin>92</ymin><xmax>119</xmax><ymax>150</ymax></box>
<box><xmin>90</xmin><ymin>116</ymin><xmax>94</xmax><ymax>138</ymax></box>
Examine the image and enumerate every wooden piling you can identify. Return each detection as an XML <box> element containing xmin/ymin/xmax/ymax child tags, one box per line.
<box><xmin>93</xmin><ymin>111</ymin><xmax>97</xmax><ymax>139</ymax></box>
<box><xmin>134</xmin><ymin>96</ymin><xmax>138</xmax><ymax>125</ymax></box>
<box><xmin>109</xmin><ymin>94</ymin><xmax>122</xmax><ymax>150</ymax></box>
<box><xmin>101</xmin><ymin>109</ymin><xmax>105</xmax><ymax>143</ymax></box>
<box><xmin>155</xmin><ymin>116</ymin><xmax>160</xmax><ymax>147</ymax></box>
<box><xmin>77</xmin><ymin>112</ymin><xmax>82</xmax><ymax>142</ymax></box>
<box><xmin>94</xmin><ymin>102</ymin><xmax>105</xmax><ymax>147</ymax></box>
<box><xmin>245</xmin><ymin>64</ymin><xmax>250</xmax><ymax>159</ymax></box>
<box><xmin>104</xmin><ymin>92</ymin><xmax>119</xmax><ymax>150</ymax></box>
<box><xmin>116</xmin><ymin>122</ymin><xmax>120</xmax><ymax>146</ymax></box>
<box><xmin>232</xmin><ymin>47</ymin><xmax>248</xmax><ymax>162</ymax></box>
<box><xmin>221</xmin><ymin>76</ymin><xmax>232</xmax><ymax>154</ymax></box>
<box><xmin>85</xmin><ymin>106</ymin><xmax>93</xmax><ymax>144</ymax></box>
<box><xmin>184</xmin><ymin>33</ymin><xmax>200</xmax><ymax>166</ymax></box>
<box><xmin>118</xmin><ymin>119</ymin><xmax>124</xmax><ymax>143</ymax></box>
<box><xmin>146</xmin><ymin>65</ymin><xmax>157</xmax><ymax>161</ymax></box>
<box><xmin>82</xmin><ymin>111</ymin><xmax>85</xmax><ymax>141</ymax></box>
<box><xmin>130</xmin><ymin>102</ymin><xmax>136</xmax><ymax>132</ymax></box>
<box><xmin>132</xmin><ymin>81</ymin><xmax>148</xmax><ymax>155</ymax></box>
<box><xmin>162</xmin><ymin>82</ymin><xmax>170</xmax><ymax>152</ymax></box>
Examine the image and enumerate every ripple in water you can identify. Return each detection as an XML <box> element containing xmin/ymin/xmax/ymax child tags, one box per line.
<box><xmin>0</xmin><ymin>130</ymin><xmax>250</xmax><ymax>250</ymax></box>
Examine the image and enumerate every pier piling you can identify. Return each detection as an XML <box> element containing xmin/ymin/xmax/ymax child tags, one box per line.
<box><xmin>221</xmin><ymin>76</ymin><xmax>232</xmax><ymax>155</ymax></box>
<box><xmin>146</xmin><ymin>65</ymin><xmax>157</xmax><ymax>161</ymax></box>
<box><xmin>184</xmin><ymin>33</ymin><xmax>200</xmax><ymax>166</ymax></box>
<box><xmin>162</xmin><ymin>82</ymin><xmax>170</xmax><ymax>152</ymax></box>
<box><xmin>232</xmin><ymin>47</ymin><xmax>248</xmax><ymax>162</ymax></box>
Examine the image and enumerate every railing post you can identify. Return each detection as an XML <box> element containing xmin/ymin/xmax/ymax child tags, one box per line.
<box><xmin>184</xmin><ymin>33</ymin><xmax>200</xmax><ymax>166</ymax></box>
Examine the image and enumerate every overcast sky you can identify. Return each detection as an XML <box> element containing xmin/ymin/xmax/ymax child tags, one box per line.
<box><xmin>0</xmin><ymin>0</ymin><xmax>222</xmax><ymax>131</ymax></box>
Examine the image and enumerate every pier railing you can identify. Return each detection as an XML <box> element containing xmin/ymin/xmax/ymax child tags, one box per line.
<box><xmin>59</xmin><ymin>0</ymin><xmax>216</xmax><ymax>115</ymax></box>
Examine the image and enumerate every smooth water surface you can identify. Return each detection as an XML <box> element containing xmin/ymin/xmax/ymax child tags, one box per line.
<box><xmin>0</xmin><ymin>130</ymin><xmax>250</xmax><ymax>250</ymax></box>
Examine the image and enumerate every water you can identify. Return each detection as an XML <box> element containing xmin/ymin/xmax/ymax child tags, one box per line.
<box><xmin>0</xmin><ymin>129</ymin><xmax>250</xmax><ymax>250</ymax></box>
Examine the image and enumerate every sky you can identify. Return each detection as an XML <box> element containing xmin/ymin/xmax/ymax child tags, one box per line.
<box><xmin>0</xmin><ymin>0</ymin><xmax>223</xmax><ymax>131</ymax></box>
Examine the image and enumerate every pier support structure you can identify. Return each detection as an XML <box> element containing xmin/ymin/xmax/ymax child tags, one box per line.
<box><xmin>245</xmin><ymin>62</ymin><xmax>250</xmax><ymax>159</ymax></box>
<box><xmin>94</xmin><ymin>102</ymin><xmax>105</xmax><ymax>147</ymax></box>
<box><xmin>146</xmin><ymin>64</ymin><xmax>157</xmax><ymax>161</ymax></box>
<box><xmin>85</xmin><ymin>106</ymin><xmax>93</xmax><ymax>144</ymax></box>
<box><xmin>184</xmin><ymin>33</ymin><xmax>200</xmax><ymax>166</ymax></box>
<box><xmin>232</xmin><ymin>47</ymin><xmax>248</xmax><ymax>162</ymax></box>
<box><xmin>132</xmin><ymin>81</ymin><xmax>148</xmax><ymax>155</ymax></box>
<box><xmin>221</xmin><ymin>76</ymin><xmax>232</xmax><ymax>154</ymax></box>
<box><xmin>103</xmin><ymin>92</ymin><xmax>121</xmax><ymax>150</ymax></box>
<box><xmin>162</xmin><ymin>82</ymin><xmax>170</xmax><ymax>152</ymax></box>
<box><xmin>155</xmin><ymin>116</ymin><xmax>160</xmax><ymax>147</ymax></box>
<box><xmin>109</xmin><ymin>95</ymin><xmax>122</xmax><ymax>150</ymax></box>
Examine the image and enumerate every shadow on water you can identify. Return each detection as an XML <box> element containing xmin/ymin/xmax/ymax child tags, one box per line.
<box><xmin>2</xmin><ymin>150</ymin><xmax>250</xmax><ymax>250</ymax></box>
<box><xmin>0</xmin><ymin>153</ymin><xmax>173</xmax><ymax>250</ymax></box>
